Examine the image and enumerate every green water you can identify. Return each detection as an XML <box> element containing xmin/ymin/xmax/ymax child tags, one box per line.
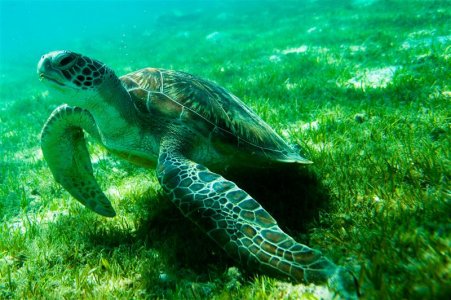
<box><xmin>1</xmin><ymin>0</ymin><xmax>450</xmax><ymax>299</ymax></box>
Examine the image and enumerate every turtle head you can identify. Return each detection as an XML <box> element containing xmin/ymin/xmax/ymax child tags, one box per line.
<box><xmin>37</xmin><ymin>50</ymin><xmax>116</xmax><ymax>98</ymax></box>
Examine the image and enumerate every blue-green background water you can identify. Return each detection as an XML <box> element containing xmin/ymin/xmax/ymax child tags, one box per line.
<box><xmin>2</xmin><ymin>0</ymin><xmax>449</xmax><ymax>104</ymax></box>
<box><xmin>1</xmin><ymin>0</ymin><xmax>220</xmax><ymax>61</ymax></box>
<box><xmin>1</xmin><ymin>0</ymin><xmax>270</xmax><ymax>101</ymax></box>
<box><xmin>5</xmin><ymin>0</ymin><xmax>418</xmax><ymax>103</ymax></box>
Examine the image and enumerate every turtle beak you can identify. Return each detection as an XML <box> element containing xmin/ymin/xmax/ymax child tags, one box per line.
<box><xmin>37</xmin><ymin>54</ymin><xmax>50</xmax><ymax>77</ymax></box>
<box><xmin>37</xmin><ymin>53</ymin><xmax>65</xmax><ymax>86</ymax></box>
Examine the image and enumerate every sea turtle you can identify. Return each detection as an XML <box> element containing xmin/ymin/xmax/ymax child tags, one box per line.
<box><xmin>37</xmin><ymin>50</ymin><xmax>357</xmax><ymax>297</ymax></box>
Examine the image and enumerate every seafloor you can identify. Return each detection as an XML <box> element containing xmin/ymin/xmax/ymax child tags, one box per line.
<box><xmin>0</xmin><ymin>0</ymin><xmax>449</xmax><ymax>299</ymax></box>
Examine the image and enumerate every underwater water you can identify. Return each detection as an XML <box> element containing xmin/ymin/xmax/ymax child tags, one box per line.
<box><xmin>1</xmin><ymin>0</ymin><xmax>450</xmax><ymax>299</ymax></box>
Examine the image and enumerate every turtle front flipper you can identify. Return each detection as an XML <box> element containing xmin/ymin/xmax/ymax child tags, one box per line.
<box><xmin>41</xmin><ymin>104</ymin><xmax>116</xmax><ymax>217</ymax></box>
<box><xmin>157</xmin><ymin>139</ymin><xmax>356</xmax><ymax>296</ymax></box>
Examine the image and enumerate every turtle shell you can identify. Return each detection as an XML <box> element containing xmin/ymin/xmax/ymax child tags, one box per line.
<box><xmin>120</xmin><ymin>68</ymin><xmax>310</xmax><ymax>164</ymax></box>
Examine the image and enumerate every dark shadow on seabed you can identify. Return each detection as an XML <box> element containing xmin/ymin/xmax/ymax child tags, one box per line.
<box><xmin>225</xmin><ymin>164</ymin><xmax>331</xmax><ymax>236</ymax></box>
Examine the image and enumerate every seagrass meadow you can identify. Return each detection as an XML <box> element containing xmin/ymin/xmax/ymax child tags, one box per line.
<box><xmin>0</xmin><ymin>0</ymin><xmax>449</xmax><ymax>299</ymax></box>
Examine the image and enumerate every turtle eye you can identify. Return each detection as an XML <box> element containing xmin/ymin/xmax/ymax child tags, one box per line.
<box><xmin>55</xmin><ymin>53</ymin><xmax>76</xmax><ymax>70</ymax></box>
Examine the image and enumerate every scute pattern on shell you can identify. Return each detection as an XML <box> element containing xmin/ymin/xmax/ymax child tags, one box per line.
<box><xmin>120</xmin><ymin>68</ymin><xmax>298</xmax><ymax>159</ymax></box>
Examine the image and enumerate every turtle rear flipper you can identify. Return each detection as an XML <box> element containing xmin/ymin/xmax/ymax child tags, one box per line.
<box><xmin>41</xmin><ymin>105</ymin><xmax>116</xmax><ymax>217</ymax></box>
<box><xmin>157</xmin><ymin>138</ymin><xmax>342</xmax><ymax>285</ymax></box>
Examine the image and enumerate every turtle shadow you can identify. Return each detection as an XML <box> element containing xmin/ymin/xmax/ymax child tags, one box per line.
<box><xmin>224</xmin><ymin>164</ymin><xmax>331</xmax><ymax>237</ymax></box>
<box><xmin>136</xmin><ymin>197</ymin><xmax>232</xmax><ymax>275</ymax></box>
